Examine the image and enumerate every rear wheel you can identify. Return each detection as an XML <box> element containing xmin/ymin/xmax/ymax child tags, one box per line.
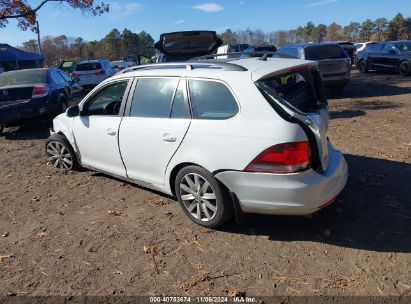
<box><xmin>45</xmin><ymin>134</ymin><xmax>78</xmax><ymax>170</ymax></box>
<box><xmin>175</xmin><ymin>166</ymin><xmax>233</xmax><ymax>228</ymax></box>
<box><xmin>358</xmin><ymin>60</ymin><xmax>369</xmax><ymax>73</ymax></box>
<box><xmin>399</xmin><ymin>61</ymin><xmax>411</xmax><ymax>76</ymax></box>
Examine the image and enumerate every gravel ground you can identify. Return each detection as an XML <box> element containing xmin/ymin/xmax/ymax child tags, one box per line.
<box><xmin>0</xmin><ymin>70</ymin><xmax>410</xmax><ymax>298</ymax></box>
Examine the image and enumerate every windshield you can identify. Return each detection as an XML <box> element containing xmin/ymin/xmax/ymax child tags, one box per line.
<box><xmin>393</xmin><ymin>42</ymin><xmax>411</xmax><ymax>52</ymax></box>
<box><xmin>0</xmin><ymin>69</ymin><xmax>47</xmax><ymax>86</ymax></box>
<box><xmin>305</xmin><ymin>45</ymin><xmax>347</xmax><ymax>60</ymax></box>
<box><xmin>256</xmin><ymin>67</ymin><xmax>327</xmax><ymax>113</ymax></box>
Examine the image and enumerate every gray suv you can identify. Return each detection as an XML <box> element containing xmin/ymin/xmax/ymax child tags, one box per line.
<box><xmin>278</xmin><ymin>43</ymin><xmax>351</xmax><ymax>93</ymax></box>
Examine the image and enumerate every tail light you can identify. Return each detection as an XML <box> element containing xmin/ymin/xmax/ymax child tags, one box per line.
<box><xmin>32</xmin><ymin>84</ymin><xmax>50</xmax><ymax>98</ymax></box>
<box><xmin>245</xmin><ymin>141</ymin><xmax>311</xmax><ymax>174</ymax></box>
<box><xmin>70</xmin><ymin>72</ymin><xmax>78</xmax><ymax>78</ymax></box>
<box><xmin>95</xmin><ymin>70</ymin><xmax>106</xmax><ymax>76</ymax></box>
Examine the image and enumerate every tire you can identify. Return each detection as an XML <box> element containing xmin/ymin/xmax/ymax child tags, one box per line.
<box><xmin>45</xmin><ymin>133</ymin><xmax>79</xmax><ymax>171</ymax></box>
<box><xmin>399</xmin><ymin>61</ymin><xmax>411</xmax><ymax>76</ymax></box>
<box><xmin>358</xmin><ymin>60</ymin><xmax>369</xmax><ymax>73</ymax></box>
<box><xmin>175</xmin><ymin>166</ymin><xmax>233</xmax><ymax>228</ymax></box>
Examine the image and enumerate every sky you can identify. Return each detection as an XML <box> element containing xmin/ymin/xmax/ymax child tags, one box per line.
<box><xmin>1</xmin><ymin>0</ymin><xmax>411</xmax><ymax>46</ymax></box>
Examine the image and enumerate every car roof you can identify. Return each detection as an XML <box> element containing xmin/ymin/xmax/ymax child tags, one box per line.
<box><xmin>112</xmin><ymin>57</ymin><xmax>316</xmax><ymax>83</ymax></box>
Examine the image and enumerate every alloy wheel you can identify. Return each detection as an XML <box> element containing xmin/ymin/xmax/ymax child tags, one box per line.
<box><xmin>46</xmin><ymin>141</ymin><xmax>73</xmax><ymax>170</ymax></box>
<box><xmin>179</xmin><ymin>173</ymin><xmax>218</xmax><ymax>222</ymax></box>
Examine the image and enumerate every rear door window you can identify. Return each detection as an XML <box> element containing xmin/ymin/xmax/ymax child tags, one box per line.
<box><xmin>188</xmin><ymin>80</ymin><xmax>239</xmax><ymax>120</ymax></box>
<box><xmin>130</xmin><ymin>78</ymin><xmax>178</xmax><ymax>118</ymax></box>
<box><xmin>170</xmin><ymin>80</ymin><xmax>190</xmax><ymax>119</ymax></box>
<box><xmin>304</xmin><ymin>45</ymin><xmax>346</xmax><ymax>60</ymax></box>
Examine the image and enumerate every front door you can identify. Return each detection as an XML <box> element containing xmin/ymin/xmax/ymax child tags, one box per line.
<box><xmin>119</xmin><ymin>78</ymin><xmax>191</xmax><ymax>186</ymax></box>
<box><xmin>73</xmin><ymin>80</ymin><xmax>131</xmax><ymax>176</ymax></box>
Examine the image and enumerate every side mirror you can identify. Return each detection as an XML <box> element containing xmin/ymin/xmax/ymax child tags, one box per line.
<box><xmin>66</xmin><ymin>105</ymin><xmax>80</xmax><ymax>117</ymax></box>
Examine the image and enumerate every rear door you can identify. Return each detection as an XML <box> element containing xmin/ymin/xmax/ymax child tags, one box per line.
<box><xmin>367</xmin><ymin>44</ymin><xmax>383</xmax><ymax>69</ymax></box>
<box><xmin>119</xmin><ymin>78</ymin><xmax>191</xmax><ymax>186</ymax></box>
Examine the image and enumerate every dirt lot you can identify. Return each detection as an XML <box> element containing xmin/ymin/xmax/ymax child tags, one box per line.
<box><xmin>0</xmin><ymin>70</ymin><xmax>410</xmax><ymax>298</ymax></box>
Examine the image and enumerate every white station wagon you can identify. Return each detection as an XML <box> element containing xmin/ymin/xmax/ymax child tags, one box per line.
<box><xmin>45</xmin><ymin>56</ymin><xmax>348</xmax><ymax>227</ymax></box>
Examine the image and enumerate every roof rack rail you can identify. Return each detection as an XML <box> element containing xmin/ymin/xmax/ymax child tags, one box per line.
<box><xmin>191</xmin><ymin>51</ymin><xmax>294</xmax><ymax>61</ymax></box>
<box><xmin>118</xmin><ymin>62</ymin><xmax>247</xmax><ymax>74</ymax></box>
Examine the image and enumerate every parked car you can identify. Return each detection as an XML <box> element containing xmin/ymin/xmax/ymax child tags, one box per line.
<box><xmin>45</xmin><ymin>57</ymin><xmax>348</xmax><ymax>227</ymax></box>
<box><xmin>58</xmin><ymin>60</ymin><xmax>77</xmax><ymax>74</ymax></box>
<box><xmin>242</xmin><ymin>46</ymin><xmax>277</xmax><ymax>57</ymax></box>
<box><xmin>155</xmin><ymin>31</ymin><xmax>223</xmax><ymax>62</ymax></box>
<box><xmin>216</xmin><ymin>43</ymin><xmax>250</xmax><ymax>58</ymax></box>
<box><xmin>278</xmin><ymin>43</ymin><xmax>351</xmax><ymax>93</ymax></box>
<box><xmin>70</xmin><ymin>59</ymin><xmax>115</xmax><ymax>90</ymax></box>
<box><xmin>356</xmin><ymin>41</ymin><xmax>411</xmax><ymax>76</ymax></box>
<box><xmin>0</xmin><ymin>68</ymin><xmax>83</xmax><ymax>134</ymax></box>
<box><xmin>111</xmin><ymin>60</ymin><xmax>129</xmax><ymax>73</ymax></box>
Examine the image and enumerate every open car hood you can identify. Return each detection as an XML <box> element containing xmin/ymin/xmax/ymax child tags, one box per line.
<box><xmin>154</xmin><ymin>31</ymin><xmax>223</xmax><ymax>58</ymax></box>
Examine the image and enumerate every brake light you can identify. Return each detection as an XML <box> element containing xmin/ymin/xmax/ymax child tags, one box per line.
<box><xmin>70</xmin><ymin>72</ymin><xmax>78</xmax><ymax>78</ymax></box>
<box><xmin>32</xmin><ymin>84</ymin><xmax>50</xmax><ymax>98</ymax></box>
<box><xmin>245</xmin><ymin>141</ymin><xmax>311</xmax><ymax>174</ymax></box>
<box><xmin>95</xmin><ymin>70</ymin><xmax>106</xmax><ymax>76</ymax></box>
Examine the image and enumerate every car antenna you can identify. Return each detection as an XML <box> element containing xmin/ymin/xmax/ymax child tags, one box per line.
<box><xmin>259</xmin><ymin>54</ymin><xmax>268</xmax><ymax>61</ymax></box>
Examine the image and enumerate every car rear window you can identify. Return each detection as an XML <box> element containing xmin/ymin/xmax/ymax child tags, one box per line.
<box><xmin>256</xmin><ymin>68</ymin><xmax>327</xmax><ymax>113</ymax></box>
<box><xmin>0</xmin><ymin>69</ymin><xmax>47</xmax><ymax>86</ymax></box>
<box><xmin>305</xmin><ymin>45</ymin><xmax>346</xmax><ymax>60</ymax></box>
<box><xmin>75</xmin><ymin>63</ymin><xmax>102</xmax><ymax>71</ymax></box>
<box><xmin>188</xmin><ymin>80</ymin><xmax>239</xmax><ymax>120</ymax></box>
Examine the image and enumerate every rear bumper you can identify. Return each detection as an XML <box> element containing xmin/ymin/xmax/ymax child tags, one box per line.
<box><xmin>0</xmin><ymin>98</ymin><xmax>52</xmax><ymax>126</ymax></box>
<box><xmin>215</xmin><ymin>147</ymin><xmax>348</xmax><ymax>216</ymax></box>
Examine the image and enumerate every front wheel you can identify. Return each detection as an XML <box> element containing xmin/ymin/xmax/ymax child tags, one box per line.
<box><xmin>175</xmin><ymin>166</ymin><xmax>233</xmax><ymax>228</ymax></box>
<box><xmin>45</xmin><ymin>134</ymin><xmax>78</xmax><ymax>170</ymax></box>
<box><xmin>358</xmin><ymin>60</ymin><xmax>369</xmax><ymax>73</ymax></box>
<box><xmin>399</xmin><ymin>61</ymin><xmax>411</xmax><ymax>76</ymax></box>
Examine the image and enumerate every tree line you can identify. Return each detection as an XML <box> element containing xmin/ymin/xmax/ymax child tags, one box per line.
<box><xmin>220</xmin><ymin>13</ymin><xmax>411</xmax><ymax>47</ymax></box>
<box><xmin>21</xmin><ymin>28</ymin><xmax>155</xmax><ymax>66</ymax></box>
<box><xmin>19</xmin><ymin>13</ymin><xmax>411</xmax><ymax>65</ymax></box>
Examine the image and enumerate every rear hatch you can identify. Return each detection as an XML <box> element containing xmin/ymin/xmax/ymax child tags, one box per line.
<box><xmin>154</xmin><ymin>31</ymin><xmax>223</xmax><ymax>62</ymax></box>
<box><xmin>74</xmin><ymin>62</ymin><xmax>105</xmax><ymax>84</ymax></box>
<box><xmin>0</xmin><ymin>69</ymin><xmax>47</xmax><ymax>105</ymax></box>
<box><xmin>254</xmin><ymin>63</ymin><xmax>330</xmax><ymax>171</ymax></box>
<box><xmin>304</xmin><ymin>45</ymin><xmax>350</xmax><ymax>78</ymax></box>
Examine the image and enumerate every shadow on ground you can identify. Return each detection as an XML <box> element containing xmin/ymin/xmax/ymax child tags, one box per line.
<box><xmin>224</xmin><ymin>154</ymin><xmax>411</xmax><ymax>253</ymax></box>
<box><xmin>2</xmin><ymin>122</ymin><xmax>50</xmax><ymax>140</ymax></box>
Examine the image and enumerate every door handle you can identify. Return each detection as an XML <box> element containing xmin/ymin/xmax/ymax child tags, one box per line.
<box><xmin>106</xmin><ymin>128</ymin><xmax>117</xmax><ymax>136</ymax></box>
<box><xmin>162</xmin><ymin>133</ymin><xmax>176</xmax><ymax>142</ymax></box>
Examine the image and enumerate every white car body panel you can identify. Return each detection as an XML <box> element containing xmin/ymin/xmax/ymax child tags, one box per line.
<box><xmin>119</xmin><ymin>117</ymin><xmax>191</xmax><ymax>186</ymax></box>
<box><xmin>73</xmin><ymin>116</ymin><xmax>125</xmax><ymax>176</ymax></box>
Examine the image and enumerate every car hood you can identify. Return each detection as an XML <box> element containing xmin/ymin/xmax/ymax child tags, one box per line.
<box><xmin>154</xmin><ymin>31</ymin><xmax>223</xmax><ymax>58</ymax></box>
